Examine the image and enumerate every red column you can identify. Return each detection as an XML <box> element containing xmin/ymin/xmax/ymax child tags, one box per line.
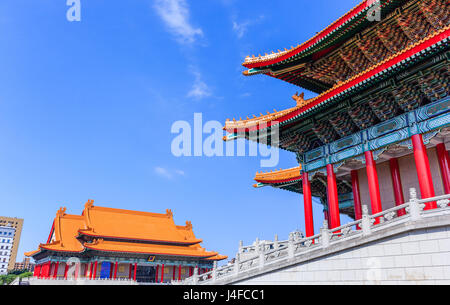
<box><xmin>161</xmin><ymin>264</ymin><xmax>165</xmax><ymax>283</ymax></box>
<box><xmin>89</xmin><ymin>263</ymin><xmax>93</xmax><ymax>279</ymax></box>
<box><xmin>74</xmin><ymin>263</ymin><xmax>79</xmax><ymax>280</ymax></box>
<box><xmin>189</xmin><ymin>267</ymin><xmax>193</xmax><ymax>277</ymax></box>
<box><xmin>33</xmin><ymin>264</ymin><xmax>40</xmax><ymax>277</ymax></box>
<box><xmin>93</xmin><ymin>261</ymin><xmax>98</xmax><ymax>279</ymax></box>
<box><xmin>84</xmin><ymin>263</ymin><xmax>88</xmax><ymax>278</ymax></box>
<box><xmin>133</xmin><ymin>263</ymin><xmax>137</xmax><ymax>281</ymax></box>
<box><xmin>302</xmin><ymin>172</ymin><xmax>314</xmax><ymax>237</ymax></box>
<box><xmin>155</xmin><ymin>265</ymin><xmax>159</xmax><ymax>283</ymax></box>
<box><xmin>64</xmin><ymin>263</ymin><xmax>69</xmax><ymax>280</ymax></box>
<box><xmin>389</xmin><ymin>158</ymin><xmax>406</xmax><ymax>216</ymax></box>
<box><xmin>327</xmin><ymin>164</ymin><xmax>341</xmax><ymax>229</ymax></box>
<box><xmin>323</xmin><ymin>210</ymin><xmax>331</xmax><ymax>229</ymax></box>
<box><xmin>178</xmin><ymin>265</ymin><xmax>182</xmax><ymax>281</ymax></box>
<box><xmin>365</xmin><ymin>151</ymin><xmax>383</xmax><ymax>219</ymax></box>
<box><xmin>412</xmin><ymin>134</ymin><xmax>436</xmax><ymax>209</ymax></box>
<box><xmin>53</xmin><ymin>261</ymin><xmax>59</xmax><ymax>279</ymax></box>
<box><xmin>351</xmin><ymin>170</ymin><xmax>363</xmax><ymax>224</ymax></box>
<box><xmin>172</xmin><ymin>266</ymin><xmax>176</xmax><ymax>281</ymax></box>
<box><xmin>129</xmin><ymin>264</ymin><xmax>132</xmax><ymax>279</ymax></box>
<box><xmin>113</xmin><ymin>262</ymin><xmax>118</xmax><ymax>280</ymax></box>
<box><xmin>436</xmin><ymin>143</ymin><xmax>450</xmax><ymax>194</ymax></box>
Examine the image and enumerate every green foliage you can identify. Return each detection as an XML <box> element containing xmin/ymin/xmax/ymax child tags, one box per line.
<box><xmin>0</xmin><ymin>274</ymin><xmax>18</xmax><ymax>285</ymax></box>
<box><xmin>19</xmin><ymin>272</ymin><xmax>33</xmax><ymax>278</ymax></box>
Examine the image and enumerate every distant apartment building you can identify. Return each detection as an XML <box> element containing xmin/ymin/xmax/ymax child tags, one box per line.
<box><xmin>0</xmin><ymin>217</ymin><xmax>24</xmax><ymax>271</ymax></box>
<box><xmin>0</xmin><ymin>225</ymin><xmax>15</xmax><ymax>275</ymax></box>
<box><xmin>14</xmin><ymin>257</ymin><xmax>34</xmax><ymax>272</ymax></box>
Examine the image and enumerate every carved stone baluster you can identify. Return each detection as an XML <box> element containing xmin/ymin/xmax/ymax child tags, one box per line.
<box><xmin>361</xmin><ymin>205</ymin><xmax>372</xmax><ymax>236</ymax></box>
<box><xmin>321</xmin><ymin>220</ymin><xmax>330</xmax><ymax>249</ymax></box>
<box><xmin>409</xmin><ymin>188</ymin><xmax>422</xmax><ymax>221</ymax></box>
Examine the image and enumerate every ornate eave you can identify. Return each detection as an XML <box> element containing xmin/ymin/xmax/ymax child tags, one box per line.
<box><xmin>225</xmin><ymin>26</ymin><xmax>450</xmax><ymax>135</ymax></box>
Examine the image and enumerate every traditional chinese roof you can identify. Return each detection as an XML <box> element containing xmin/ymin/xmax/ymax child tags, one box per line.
<box><xmin>79</xmin><ymin>201</ymin><xmax>203</xmax><ymax>245</ymax></box>
<box><xmin>25</xmin><ymin>202</ymin><xmax>227</xmax><ymax>261</ymax></box>
<box><xmin>226</xmin><ymin>24</ymin><xmax>450</xmax><ymax>134</ymax></box>
<box><xmin>242</xmin><ymin>0</ymin><xmax>412</xmax><ymax>90</ymax></box>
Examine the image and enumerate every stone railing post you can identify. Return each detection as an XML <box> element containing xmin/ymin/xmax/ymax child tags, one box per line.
<box><xmin>212</xmin><ymin>261</ymin><xmax>218</xmax><ymax>283</ymax></box>
<box><xmin>361</xmin><ymin>205</ymin><xmax>372</xmax><ymax>236</ymax></box>
<box><xmin>239</xmin><ymin>240</ymin><xmax>244</xmax><ymax>253</ymax></box>
<box><xmin>255</xmin><ymin>238</ymin><xmax>260</xmax><ymax>254</ymax></box>
<box><xmin>320</xmin><ymin>220</ymin><xmax>330</xmax><ymax>249</ymax></box>
<box><xmin>193</xmin><ymin>267</ymin><xmax>199</xmax><ymax>285</ymax></box>
<box><xmin>259</xmin><ymin>244</ymin><xmax>265</xmax><ymax>269</ymax></box>
<box><xmin>288</xmin><ymin>233</ymin><xmax>295</xmax><ymax>259</ymax></box>
<box><xmin>409</xmin><ymin>188</ymin><xmax>422</xmax><ymax>221</ymax></box>
<box><xmin>234</xmin><ymin>253</ymin><xmax>240</xmax><ymax>275</ymax></box>
<box><xmin>274</xmin><ymin>234</ymin><xmax>279</xmax><ymax>250</ymax></box>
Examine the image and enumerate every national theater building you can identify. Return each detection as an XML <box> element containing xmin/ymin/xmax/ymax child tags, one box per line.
<box><xmin>224</xmin><ymin>0</ymin><xmax>449</xmax><ymax>236</ymax></box>
<box><xmin>25</xmin><ymin>201</ymin><xmax>226</xmax><ymax>283</ymax></box>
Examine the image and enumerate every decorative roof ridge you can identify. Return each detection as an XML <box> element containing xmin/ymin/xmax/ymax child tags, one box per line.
<box><xmin>243</xmin><ymin>0</ymin><xmax>381</xmax><ymax>67</ymax></box>
<box><xmin>224</xmin><ymin>92</ymin><xmax>310</xmax><ymax>130</ymax></box>
<box><xmin>226</xmin><ymin>25</ymin><xmax>450</xmax><ymax>131</ymax></box>
<box><xmin>88</xmin><ymin>205</ymin><xmax>176</xmax><ymax>219</ymax></box>
<box><xmin>254</xmin><ymin>166</ymin><xmax>302</xmax><ymax>185</ymax></box>
<box><xmin>177</xmin><ymin>221</ymin><xmax>193</xmax><ymax>231</ymax></box>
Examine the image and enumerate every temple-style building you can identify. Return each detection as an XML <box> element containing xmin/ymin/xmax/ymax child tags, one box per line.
<box><xmin>224</xmin><ymin>0</ymin><xmax>449</xmax><ymax>235</ymax></box>
<box><xmin>25</xmin><ymin>201</ymin><xmax>226</xmax><ymax>283</ymax></box>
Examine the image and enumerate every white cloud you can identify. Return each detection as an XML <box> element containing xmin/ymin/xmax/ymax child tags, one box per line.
<box><xmin>232</xmin><ymin>15</ymin><xmax>264</xmax><ymax>39</ymax></box>
<box><xmin>154</xmin><ymin>167</ymin><xmax>186</xmax><ymax>179</ymax></box>
<box><xmin>154</xmin><ymin>0</ymin><xmax>203</xmax><ymax>44</ymax></box>
<box><xmin>187</xmin><ymin>67</ymin><xmax>212</xmax><ymax>100</ymax></box>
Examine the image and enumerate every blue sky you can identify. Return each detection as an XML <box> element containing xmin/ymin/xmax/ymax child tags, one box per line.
<box><xmin>0</xmin><ymin>0</ymin><xmax>357</xmax><ymax>262</ymax></box>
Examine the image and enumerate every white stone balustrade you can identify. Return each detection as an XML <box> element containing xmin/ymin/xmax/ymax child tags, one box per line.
<box><xmin>183</xmin><ymin>189</ymin><xmax>450</xmax><ymax>285</ymax></box>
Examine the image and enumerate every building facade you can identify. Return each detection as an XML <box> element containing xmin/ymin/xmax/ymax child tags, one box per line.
<box><xmin>0</xmin><ymin>226</ymin><xmax>16</xmax><ymax>275</ymax></box>
<box><xmin>0</xmin><ymin>217</ymin><xmax>24</xmax><ymax>271</ymax></box>
<box><xmin>26</xmin><ymin>200</ymin><xmax>226</xmax><ymax>283</ymax></box>
<box><xmin>13</xmin><ymin>257</ymin><xmax>34</xmax><ymax>272</ymax></box>
<box><xmin>224</xmin><ymin>0</ymin><xmax>449</xmax><ymax>234</ymax></box>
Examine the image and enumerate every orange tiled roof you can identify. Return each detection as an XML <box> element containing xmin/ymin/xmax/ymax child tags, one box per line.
<box><xmin>25</xmin><ymin>202</ymin><xmax>227</xmax><ymax>261</ymax></box>
<box><xmin>254</xmin><ymin>166</ymin><xmax>302</xmax><ymax>185</ymax></box>
<box><xmin>79</xmin><ymin>201</ymin><xmax>202</xmax><ymax>245</ymax></box>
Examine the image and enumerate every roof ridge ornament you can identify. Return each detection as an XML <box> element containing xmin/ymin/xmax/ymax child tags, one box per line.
<box><xmin>292</xmin><ymin>92</ymin><xmax>308</xmax><ymax>107</ymax></box>
<box><xmin>166</xmin><ymin>209</ymin><xmax>174</xmax><ymax>218</ymax></box>
<box><xmin>56</xmin><ymin>207</ymin><xmax>67</xmax><ymax>217</ymax></box>
<box><xmin>85</xmin><ymin>199</ymin><xmax>94</xmax><ymax>209</ymax></box>
<box><xmin>185</xmin><ymin>221</ymin><xmax>193</xmax><ymax>230</ymax></box>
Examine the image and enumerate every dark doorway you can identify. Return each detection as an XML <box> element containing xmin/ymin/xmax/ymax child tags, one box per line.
<box><xmin>135</xmin><ymin>266</ymin><xmax>156</xmax><ymax>283</ymax></box>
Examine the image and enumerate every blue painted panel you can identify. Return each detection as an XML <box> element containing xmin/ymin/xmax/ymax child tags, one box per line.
<box><xmin>305</xmin><ymin>147</ymin><xmax>325</xmax><ymax>163</ymax></box>
<box><xmin>416</xmin><ymin>97</ymin><xmax>450</xmax><ymax>121</ymax></box>
<box><xmin>100</xmin><ymin>262</ymin><xmax>112</xmax><ymax>279</ymax></box>
<box><xmin>329</xmin><ymin>134</ymin><xmax>361</xmax><ymax>154</ymax></box>
<box><xmin>367</xmin><ymin>115</ymin><xmax>407</xmax><ymax>140</ymax></box>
